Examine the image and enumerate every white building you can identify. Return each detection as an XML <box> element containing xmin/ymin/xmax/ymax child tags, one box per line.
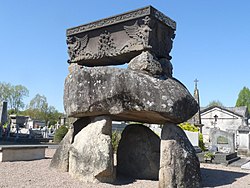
<box><xmin>200</xmin><ymin>105</ymin><xmax>249</xmax><ymax>144</ymax></box>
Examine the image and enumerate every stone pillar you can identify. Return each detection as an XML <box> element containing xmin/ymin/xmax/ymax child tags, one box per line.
<box><xmin>0</xmin><ymin>101</ymin><xmax>8</xmax><ymax>125</ymax></box>
<box><xmin>237</xmin><ymin>126</ymin><xmax>250</xmax><ymax>156</ymax></box>
<box><xmin>69</xmin><ymin>116</ymin><xmax>115</xmax><ymax>183</ymax></box>
<box><xmin>0</xmin><ymin>101</ymin><xmax>8</xmax><ymax>138</ymax></box>
<box><xmin>50</xmin><ymin>117</ymin><xmax>90</xmax><ymax>172</ymax></box>
<box><xmin>159</xmin><ymin>123</ymin><xmax>201</xmax><ymax>188</ymax></box>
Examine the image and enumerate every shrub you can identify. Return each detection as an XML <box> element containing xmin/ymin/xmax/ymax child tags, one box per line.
<box><xmin>53</xmin><ymin>125</ymin><xmax>68</xmax><ymax>143</ymax></box>
<box><xmin>112</xmin><ymin>131</ymin><xmax>121</xmax><ymax>153</ymax></box>
<box><xmin>179</xmin><ymin>122</ymin><xmax>199</xmax><ymax>132</ymax></box>
<box><xmin>204</xmin><ymin>152</ymin><xmax>215</xmax><ymax>160</ymax></box>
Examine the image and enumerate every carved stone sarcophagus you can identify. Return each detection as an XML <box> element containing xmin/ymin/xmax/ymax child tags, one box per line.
<box><xmin>66</xmin><ymin>6</ymin><xmax>176</xmax><ymax>66</ymax></box>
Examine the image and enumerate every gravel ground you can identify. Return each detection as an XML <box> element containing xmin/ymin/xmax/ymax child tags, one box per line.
<box><xmin>0</xmin><ymin>148</ymin><xmax>250</xmax><ymax>188</ymax></box>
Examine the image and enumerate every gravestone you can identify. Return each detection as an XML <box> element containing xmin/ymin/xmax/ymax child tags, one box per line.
<box><xmin>0</xmin><ymin>102</ymin><xmax>8</xmax><ymax>126</ymax></box>
<box><xmin>209</xmin><ymin>128</ymin><xmax>235</xmax><ymax>153</ymax></box>
<box><xmin>52</xmin><ymin>6</ymin><xmax>201</xmax><ymax>187</ymax></box>
<box><xmin>0</xmin><ymin>102</ymin><xmax>8</xmax><ymax>138</ymax></box>
<box><xmin>184</xmin><ymin>130</ymin><xmax>199</xmax><ymax>146</ymax></box>
<box><xmin>237</xmin><ymin>126</ymin><xmax>250</xmax><ymax>156</ymax></box>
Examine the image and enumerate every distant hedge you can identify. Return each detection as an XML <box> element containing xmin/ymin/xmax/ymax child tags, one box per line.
<box><xmin>53</xmin><ymin>125</ymin><xmax>68</xmax><ymax>143</ymax></box>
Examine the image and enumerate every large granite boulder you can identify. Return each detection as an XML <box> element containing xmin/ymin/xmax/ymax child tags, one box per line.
<box><xmin>159</xmin><ymin>124</ymin><xmax>201</xmax><ymax>188</ymax></box>
<box><xmin>50</xmin><ymin>118</ymin><xmax>90</xmax><ymax>172</ymax></box>
<box><xmin>64</xmin><ymin>65</ymin><xmax>198</xmax><ymax>124</ymax></box>
<box><xmin>117</xmin><ymin>124</ymin><xmax>160</xmax><ymax>180</ymax></box>
<box><xmin>69</xmin><ymin>116</ymin><xmax>115</xmax><ymax>183</ymax></box>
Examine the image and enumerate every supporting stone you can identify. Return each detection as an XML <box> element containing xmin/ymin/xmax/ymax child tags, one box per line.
<box><xmin>69</xmin><ymin>116</ymin><xmax>115</xmax><ymax>183</ymax></box>
<box><xmin>159</xmin><ymin>123</ymin><xmax>201</xmax><ymax>188</ymax></box>
<box><xmin>117</xmin><ymin>124</ymin><xmax>160</xmax><ymax>180</ymax></box>
<box><xmin>50</xmin><ymin>117</ymin><xmax>90</xmax><ymax>172</ymax></box>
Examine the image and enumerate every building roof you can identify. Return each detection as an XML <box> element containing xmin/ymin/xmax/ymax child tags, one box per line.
<box><xmin>200</xmin><ymin>105</ymin><xmax>248</xmax><ymax>118</ymax></box>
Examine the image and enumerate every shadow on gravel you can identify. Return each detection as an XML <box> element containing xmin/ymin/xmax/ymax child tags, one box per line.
<box><xmin>112</xmin><ymin>175</ymin><xmax>136</xmax><ymax>185</ymax></box>
<box><xmin>201</xmin><ymin>168</ymin><xmax>248</xmax><ymax>187</ymax></box>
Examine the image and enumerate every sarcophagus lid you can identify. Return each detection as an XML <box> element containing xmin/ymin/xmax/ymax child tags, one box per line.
<box><xmin>66</xmin><ymin>6</ymin><xmax>176</xmax><ymax>66</ymax></box>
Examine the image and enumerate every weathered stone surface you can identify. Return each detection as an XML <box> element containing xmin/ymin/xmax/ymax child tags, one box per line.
<box><xmin>69</xmin><ymin>116</ymin><xmax>115</xmax><ymax>183</ymax></box>
<box><xmin>50</xmin><ymin>118</ymin><xmax>90</xmax><ymax>172</ymax></box>
<box><xmin>117</xmin><ymin>124</ymin><xmax>160</xmax><ymax>180</ymax></box>
<box><xmin>64</xmin><ymin>66</ymin><xmax>198</xmax><ymax>124</ymax></box>
<box><xmin>159</xmin><ymin>123</ymin><xmax>201</xmax><ymax>188</ymax></box>
<box><xmin>159</xmin><ymin>58</ymin><xmax>173</xmax><ymax>78</ymax></box>
<box><xmin>66</xmin><ymin>6</ymin><xmax>176</xmax><ymax>66</ymax></box>
<box><xmin>50</xmin><ymin>127</ymin><xmax>73</xmax><ymax>172</ymax></box>
<box><xmin>128</xmin><ymin>51</ymin><xmax>163</xmax><ymax>77</ymax></box>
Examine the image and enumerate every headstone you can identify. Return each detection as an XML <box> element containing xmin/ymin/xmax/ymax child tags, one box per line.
<box><xmin>209</xmin><ymin>128</ymin><xmax>235</xmax><ymax>153</ymax></box>
<box><xmin>208</xmin><ymin>145</ymin><xmax>218</xmax><ymax>153</ymax></box>
<box><xmin>117</xmin><ymin>124</ymin><xmax>160</xmax><ymax>180</ymax></box>
<box><xmin>0</xmin><ymin>102</ymin><xmax>8</xmax><ymax>137</ymax></box>
<box><xmin>0</xmin><ymin>101</ymin><xmax>8</xmax><ymax>126</ymax></box>
<box><xmin>237</xmin><ymin>126</ymin><xmax>250</xmax><ymax>156</ymax></box>
<box><xmin>241</xmin><ymin>161</ymin><xmax>250</xmax><ymax>170</ymax></box>
<box><xmin>159</xmin><ymin>123</ymin><xmax>201</xmax><ymax>188</ymax></box>
<box><xmin>184</xmin><ymin>130</ymin><xmax>199</xmax><ymax>146</ymax></box>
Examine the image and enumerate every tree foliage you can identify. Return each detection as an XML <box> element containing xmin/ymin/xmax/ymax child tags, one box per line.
<box><xmin>53</xmin><ymin>125</ymin><xmax>68</xmax><ymax>143</ymax></box>
<box><xmin>236</xmin><ymin>86</ymin><xmax>250</xmax><ymax>114</ymax></box>
<box><xmin>207</xmin><ymin>100</ymin><xmax>224</xmax><ymax>108</ymax></box>
<box><xmin>179</xmin><ymin>122</ymin><xmax>199</xmax><ymax>132</ymax></box>
<box><xmin>23</xmin><ymin>94</ymin><xmax>62</xmax><ymax>125</ymax></box>
<box><xmin>0</xmin><ymin>82</ymin><xmax>29</xmax><ymax>113</ymax></box>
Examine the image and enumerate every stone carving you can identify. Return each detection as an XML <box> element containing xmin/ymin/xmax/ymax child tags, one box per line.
<box><xmin>66</xmin><ymin>6</ymin><xmax>176</xmax><ymax>66</ymax></box>
<box><xmin>96</xmin><ymin>31</ymin><xmax>117</xmax><ymax>58</ymax></box>
<box><xmin>67</xmin><ymin>35</ymin><xmax>91</xmax><ymax>63</ymax></box>
<box><xmin>66</xmin><ymin>6</ymin><xmax>175</xmax><ymax>36</ymax></box>
<box><xmin>153</xmin><ymin>8</ymin><xmax>176</xmax><ymax>31</ymax></box>
<box><xmin>121</xmin><ymin>16</ymin><xmax>151</xmax><ymax>52</ymax></box>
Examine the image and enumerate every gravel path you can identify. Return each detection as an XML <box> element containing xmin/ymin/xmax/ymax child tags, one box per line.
<box><xmin>0</xmin><ymin>149</ymin><xmax>250</xmax><ymax>188</ymax></box>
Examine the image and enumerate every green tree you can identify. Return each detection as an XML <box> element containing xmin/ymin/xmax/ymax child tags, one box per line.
<box><xmin>207</xmin><ymin>100</ymin><xmax>224</xmax><ymax>107</ymax></box>
<box><xmin>24</xmin><ymin>94</ymin><xmax>62</xmax><ymax>125</ymax></box>
<box><xmin>236</xmin><ymin>86</ymin><xmax>250</xmax><ymax>114</ymax></box>
<box><xmin>0</xmin><ymin>82</ymin><xmax>12</xmax><ymax>102</ymax></box>
<box><xmin>0</xmin><ymin>82</ymin><xmax>29</xmax><ymax>113</ymax></box>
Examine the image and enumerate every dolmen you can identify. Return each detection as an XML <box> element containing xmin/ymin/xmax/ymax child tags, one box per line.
<box><xmin>50</xmin><ymin>6</ymin><xmax>201</xmax><ymax>187</ymax></box>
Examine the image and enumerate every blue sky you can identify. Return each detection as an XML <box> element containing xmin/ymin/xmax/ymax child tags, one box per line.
<box><xmin>0</xmin><ymin>1</ymin><xmax>250</xmax><ymax>112</ymax></box>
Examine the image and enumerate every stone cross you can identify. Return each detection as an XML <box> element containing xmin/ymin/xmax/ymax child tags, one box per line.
<box><xmin>194</xmin><ymin>78</ymin><xmax>199</xmax><ymax>89</ymax></box>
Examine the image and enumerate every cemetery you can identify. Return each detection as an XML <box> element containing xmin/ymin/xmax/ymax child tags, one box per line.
<box><xmin>1</xmin><ymin>4</ymin><xmax>250</xmax><ymax>188</ymax></box>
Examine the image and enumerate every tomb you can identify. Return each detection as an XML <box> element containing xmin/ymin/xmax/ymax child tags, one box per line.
<box><xmin>51</xmin><ymin>6</ymin><xmax>201</xmax><ymax>187</ymax></box>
